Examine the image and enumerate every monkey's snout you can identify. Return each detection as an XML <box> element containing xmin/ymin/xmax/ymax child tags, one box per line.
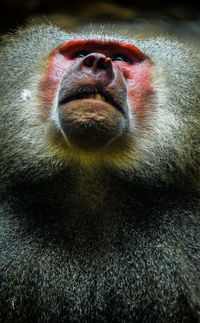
<box><xmin>55</xmin><ymin>52</ymin><xmax>130</xmax><ymax>151</ymax></box>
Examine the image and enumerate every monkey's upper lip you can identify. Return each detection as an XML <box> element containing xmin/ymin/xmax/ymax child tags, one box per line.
<box><xmin>58</xmin><ymin>87</ymin><xmax>124</xmax><ymax>114</ymax></box>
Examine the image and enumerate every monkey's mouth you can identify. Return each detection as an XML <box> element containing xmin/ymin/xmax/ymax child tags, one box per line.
<box><xmin>57</xmin><ymin>86</ymin><xmax>127</xmax><ymax>151</ymax></box>
<box><xmin>59</xmin><ymin>88</ymin><xmax>124</xmax><ymax>115</ymax></box>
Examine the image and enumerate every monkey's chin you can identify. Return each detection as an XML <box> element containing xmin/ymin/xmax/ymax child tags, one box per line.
<box><xmin>58</xmin><ymin>98</ymin><xmax>127</xmax><ymax>152</ymax></box>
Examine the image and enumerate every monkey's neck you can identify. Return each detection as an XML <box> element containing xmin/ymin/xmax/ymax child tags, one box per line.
<box><xmin>2</xmin><ymin>165</ymin><xmax>195</xmax><ymax>212</ymax></box>
<box><xmin>1</xmin><ymin>167</ymin><xmax>198</xmax><ymax>247</ymax></box>
<box><xmin>73</xmin><ymin>166</ymin><xmax>112</xmax><ymax>210</ymax></box>
<box><xmin>2</xmin><ymin>161</ymin><xmax>197</xmax><ymax>214</ymax></box>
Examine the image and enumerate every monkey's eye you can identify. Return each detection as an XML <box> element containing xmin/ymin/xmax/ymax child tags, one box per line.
<box><xmin>71</xmin><ymin>50</ymin><xmax>89</xmax><ymax>59</ymax></box>
<box><xmin>111</xmin><ymin>53</ymin><xmax>131</xmax><ymax>63</ymax></box>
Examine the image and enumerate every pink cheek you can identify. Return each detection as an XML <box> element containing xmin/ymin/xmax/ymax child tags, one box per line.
<box><xmin>39</xmin><ymin>53</ymin><xmax>72</xmax><ymax>121</ymax></box>
<box><xmin>125</xmin><ymin>62</ymin><xmax>154</xmax><ymax>119</ymax></box>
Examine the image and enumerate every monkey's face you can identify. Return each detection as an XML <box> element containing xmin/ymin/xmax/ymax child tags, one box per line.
<box><xmin>1</xmin><ymin>27</ymin><xmax>199</xmax><ymax>185</ymax></box>
<box><xmin>40</xmin><ymin>38</ymin><xmax>154</xmax><ymax>166</ymax></box>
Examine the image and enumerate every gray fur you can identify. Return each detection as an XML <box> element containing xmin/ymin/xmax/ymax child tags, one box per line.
<box><xmin>0</xmin><ymin>24</ymin><xmax>199</xmax><ymax>322</ymax></box>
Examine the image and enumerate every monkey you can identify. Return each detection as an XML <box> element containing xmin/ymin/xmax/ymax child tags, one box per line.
<box><xmin>0</xmin><ymin>23</ymin><xmax>199</xmax><ymax>323</ymax></box>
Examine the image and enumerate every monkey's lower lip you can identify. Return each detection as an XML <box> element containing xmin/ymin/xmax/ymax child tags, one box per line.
<box><xmin>58</xmin><ymin>98</ymin><xmax>126</xmax><ymax>151</ymax></box>
<box><xmin>59</xmin><ymin>98</ymin><xmax>123</xmax><ymax>122</ymax></box>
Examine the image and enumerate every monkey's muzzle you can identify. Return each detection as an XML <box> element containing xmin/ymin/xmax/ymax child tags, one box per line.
<box><xmin>57</xmin><ymin>91</ymin><xmax>128</xmax><ymax>151</ymax></box>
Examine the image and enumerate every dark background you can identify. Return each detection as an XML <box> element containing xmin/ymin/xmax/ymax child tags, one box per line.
<box><xmin>0</xmin><ymin>0</ymin><xmax>199</xmax><ymax>41</ymax></box>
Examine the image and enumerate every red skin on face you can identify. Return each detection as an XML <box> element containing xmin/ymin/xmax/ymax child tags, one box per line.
<box><xmin>39</xmin><ymin>39</ymin><xmax>154</xmax><ymax>121</ymax></box>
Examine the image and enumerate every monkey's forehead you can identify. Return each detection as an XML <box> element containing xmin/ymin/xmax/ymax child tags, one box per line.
<box><xmin>2</xmin><ymin>23</ymin><xmax>188</xmax><ymax>61</ymax></box>
<box><xmin>59</xmin><ymin>33</ymin><xmax>137</xmax><ymax>49</ymax></box>
<box><xmin>57</xmin><ymin>38</ymin><xmax>146</xmax><ymax>62</ymax></box>
<box><xmin>43</xmin><ymin>23</ymin><xmax>142</xmax><ymax>52</ymax></box>
<box><xmin>1</xmin><ymin>24</ymin><xmax>198</xmax><ymax>78</ymax></box>
<box><xmin>57</xmin><ymin>28</ymin><xmax>188</xmax><ymax>63</ymax></box>
<box><xmin>69</xmin><ymin>23</ymin><xmax>136</xmax><ymax>40</ymax></box>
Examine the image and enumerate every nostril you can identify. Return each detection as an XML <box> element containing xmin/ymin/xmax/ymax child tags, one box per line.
<box><xmin>82</xmin><ymin>53</ymin><xmax>110</xmax><ymax>70</ymax></box>
<box><xmin>97</xmin><ymin>57</ymin><xmax>112</xmax><ymax>69</ymax></box>
<box><xmin>83</xmin><ymin>55</ymin><xmax>96</xmax><ymax>68</ymax></box>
